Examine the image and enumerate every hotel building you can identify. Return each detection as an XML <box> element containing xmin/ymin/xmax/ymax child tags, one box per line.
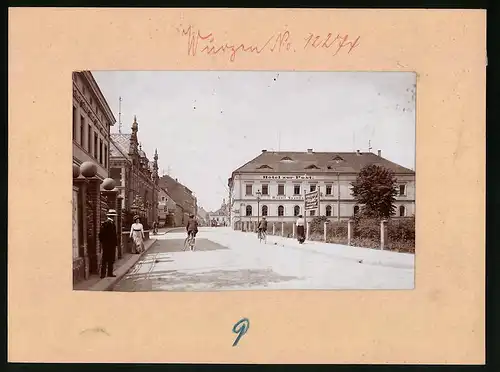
<box><xmin>228</xmin><ymin>149</ymin><xmax>415</xmax><ymax>229</ymax></box>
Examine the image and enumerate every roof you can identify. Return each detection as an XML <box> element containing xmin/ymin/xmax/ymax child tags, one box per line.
<box><xmin>232</xmin><ymin>151</ymin><xmax>414</xmax><ymax>175</ymax></box>
<box><xmin>110</xmin><ymin>133</ymin><xmax>131</xmax><ymax>158</ymax></box>
<box><xmin>159</xmin><ymin>175</ymin><xmax>196</xmax><ymax>212</ymax></box>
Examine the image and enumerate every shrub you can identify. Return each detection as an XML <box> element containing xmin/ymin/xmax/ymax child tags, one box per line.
<box><xmin>354</xmin><ymin>217</ymin><xmax>380</xmax><ymax>240</ymax></box>
<box><xmin>309</xmin><ymin>216</ymin><xmax>328</xmax><ymax>234</ymax></box>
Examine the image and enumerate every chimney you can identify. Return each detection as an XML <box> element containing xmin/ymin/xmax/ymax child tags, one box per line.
<box><xmin>356</xmin><ymin>149</ymin><xmax>361</xmax><ymax>155</ymax></box>
<box><xmin>377</xmin><ymin>150</ymin><xmax>382</xmax><ymax>157</ymax></box>
<box><xmin>307</xmin><ymin>148</ymin><xmax>313</xmax><ymax>154</ymax></box>
<box><xmin>262</xmin><ymin>149</ymin><xmax>267</xmax><ymax>153</ymax></box>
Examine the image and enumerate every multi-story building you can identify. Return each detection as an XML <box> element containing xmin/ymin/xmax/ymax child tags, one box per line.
<box><xmin>108</xmin><ymin>116</ymin><xmax>160</xmax><ymax>227</ymax></box>
<box><xmin>72</xmin><ymin>71</ymin><xmax>115</xmax><ymax>179</ymax></box>
<box><xmin>72</xmin><ymin>71</ymin><xmax>116</xmax><ymax>283</ymax></box>
<box><xmin>209</xmin><ymin>199</ymin><xmax>229</xmax><ymax>226</ymax></box>
<box><xmin>228</xmin><ymin>149</ymin><xmax>415</xmax><ymax>229</ymax></box>
<box><xmin>159</xmin><ymin>174</ymin><xmax>197</xmax><ymax>226</ymax></box>
<box><xmin>157</xmin><ymin>187</ymin><xmax>177</xmax><ymax>226</ymax></box>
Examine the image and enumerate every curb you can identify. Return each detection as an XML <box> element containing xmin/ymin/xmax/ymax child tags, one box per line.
<box><xmin>101</xmin><ymin>227</ymin><xmax>181</xmax><ymax>291</ymax></box>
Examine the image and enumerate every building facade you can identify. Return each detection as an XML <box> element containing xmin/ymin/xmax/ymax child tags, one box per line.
<box><xmin>228</xmin><ymin>149</ymin><xmax>415</xmax><ymax>229</ymax></box>
<box><xmin>72</xmin><ymin>71</ymin><xmax>117</xmax><ymax>284</ymax></box>
<box><xmin>73</xmin><ymin>71</ymin><xmax>115</xmax><ymax>179</ymax></box>
<box><xmin>209</xmin><ymin>199</ymin><xmax>229</xmax><ymax>226</ymax></box>
<box><xmin>109</xmin><ymin>116</ymin><xmax>160</xmax><ymax>228</ymax></box>
<box><xmin>159</xmin><ymin>175</ymin><xmax>198</xmax><ymax>226</ymax></box>
<box><xmin>157</xmin><ymin>187</ymin><xmax>177</xmax><ymax>226</ymax></box>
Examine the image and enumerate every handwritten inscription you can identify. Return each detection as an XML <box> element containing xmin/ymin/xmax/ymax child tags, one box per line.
<box><xmin>179</xmin><ymin>26</ymin><xmax>361</xmax><ymax>62</ymax></box>
<box><xmin>232</xmin><ymin>318</ymin><xmax>250</xmax><ymax>347</ymax></box>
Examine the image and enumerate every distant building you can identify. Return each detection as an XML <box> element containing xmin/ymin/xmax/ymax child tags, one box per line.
<box><xmin>197</xmin><ymin>206</ymin><xmax>210</xmax><ymax>226</ymax></box>
<box><xmin>159</xmin><ymin>174</ymin><xmax>197</xmax><ymax>226</ymax></box>
<box><xmin>209</xmin><ymin>199</ymin><xmax>229</xmax><ymax>227</ymax></box>
<box><xmin>228</xmin><ymin>149</ymin><xmax>415</xmax><ymax>229</ymax></box>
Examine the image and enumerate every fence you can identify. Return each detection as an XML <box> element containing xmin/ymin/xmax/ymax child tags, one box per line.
<box><xmin>236</xmin><ymin>217</ymin><xmax>415</xmax><ymax>253</ymax></box>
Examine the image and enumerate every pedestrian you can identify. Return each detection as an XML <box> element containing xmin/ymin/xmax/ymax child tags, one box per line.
<box><xmin>98</xmin><ymin>209</ymin><xmax>118</xmax><ymax>278</ymax></box>
<box><xmin>152</xmin><ymin>220</ymin><xmax>158</xmax><ymax>235</ymax></box>
<box><xmin>257</xmin><ymin>216</ymin><xmax>267</xmax><ymax>236</ymax></box>
<box><xmin>130</xmin><ymin>215</ymin><xmax>145</xmax><ymax>254</ymax></box>
<box><xmin>296</xmin><ymin>214</ymin><xmax>305</xmax><ymax>244</ymax></box>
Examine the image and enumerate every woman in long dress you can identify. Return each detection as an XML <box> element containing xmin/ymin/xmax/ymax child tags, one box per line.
<box><xmin>130</xmin><ymin>216</ymin><xmax>145</xmax><ymax>254</ymax></box>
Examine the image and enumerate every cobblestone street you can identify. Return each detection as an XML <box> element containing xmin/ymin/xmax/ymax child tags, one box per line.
<box><xmin>112</xmin><ymin>227</ymin><xmax>414</xmax><ymax>291</ymax></box>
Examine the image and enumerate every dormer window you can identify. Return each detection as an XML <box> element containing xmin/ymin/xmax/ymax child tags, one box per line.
<box><xmin>332</xmin><ymin>155</ymin><xmax>344</xmax><ymax>162</ymax></box>
<box><xmin>257</xmin><ymin>164</ymin><xmax>273</xmax><ymax>169</ymax></box>
<box><xmin>305</xmin><ymin>164</ymin><xmax>320</xmax><ymax>170</ymax></box>
<box><xmin>280</xmin><ymin>156</ymin><xmax>293</xmax><ymax>162</ymax></box>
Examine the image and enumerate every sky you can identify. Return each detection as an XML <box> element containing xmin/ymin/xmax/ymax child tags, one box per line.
<box><xmin>92</xmin><ymin>71</ymin><xmax>416</xmax><ymax>212</ymax></box>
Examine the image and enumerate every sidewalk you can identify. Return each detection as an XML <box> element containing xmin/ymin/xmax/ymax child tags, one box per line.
<box><xmin>231</xmin><ymin>230</ymin><xmax>415</xmax><ymax>270</ymax></box>
<box><xmin>74</xmin><ymin>228</ymin><xmax>178</xmax><ymax>291</ymax></box>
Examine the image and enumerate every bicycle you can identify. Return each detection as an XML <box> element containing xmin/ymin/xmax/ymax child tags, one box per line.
<box><xmin>183</xmin><ymin>231</ymin><xmax>196</xmax><ymax>251</ymax></box>
<box><xmin>257</xmin><ymin>229</ymin><xmax>267</xmax><ymax>244</ymax></box>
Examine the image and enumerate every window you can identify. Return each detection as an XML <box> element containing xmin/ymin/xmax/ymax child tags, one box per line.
<box><xmin>104</xmin><ymin>144</ymin><xmax>108</xmax><ymax>168</ymax></box>
<box><xmin>80</xmin><ymin>118</ymin><xmax>84</xmax><ymax>147</ymax></box>
<box><xmin>326</xmin><ymin>185</ymin><xmax>332</xmax><ymax>195</ymax></box>
<box><xmin>310</xmin><ymin>210</ymin><xmax>316</xmax><ymax>216</ymax></box>
<box><xmin>90</xmin><ymin>96</ymin><xmax>93</xmax><ymax>106</ymax></box>
<box><xmin>246</xmin><ymin>205</ymin><xmax>252</xmax><ymax>216</ymax></box>
<box><xmin>72</xmin><ymin>107</ymin><xmax>77</xmax><ymax>141</ymax></box>
<box><xmin>326</xmin><ymin>205</ymin><xmax>332</xmax><ymax>216</ymax></box>
<box><xmin>278</xmin><ymin>184</ymin><xmax>285</xmax><ymax>195</ymax></box>
<box><xmin>161</xmin><ymin>196</ymin><xmax>165</xmax><ymax>201</ymax></box>
<box><xmin>87</xmin><ymin>124</ymin><xmax>91</xmax><ymax>153</ymax></box>
<box><xmin>262</xmin><ymin>205</ymin><xmax>268</xmax><ymax>216</ymax></box>
<box><xmin>99</xmin><ymin>139</ymin><xmax>103</xmax><ymax>165</ymax></box>
<box><xmin>354</xmin><ymin>206</ymin><xmax>359</xmax><ymax>216</ymax></box>
<box><xmin>399</xmin><ymin>184</ymin><xmax>406</xmax><ymax>196</ymax></box>
<box><xmin>305</xmin><ymin>164</ymin><xmax>320</xmax><ymax>169</ymax></box>
<box><xmin>278</xmin><ymin>205</ymin><xmax>284</xmax><ymax>216</ymax></box>
<box><xmin>310</xmin><ymin>184</ymin><xmax>316</xmax><ymax>192</ymax></box>
<box><xmin>399</xmin><ymin>205</ymin><xmax>406</xmax><ymax>217</ymax></box>
<box><xmin>245</xmin><ymin>184</ymin><xmax>253</xmax><ymax>195</ymax></box>
<box><xmin>94</xmin><ymin>132</ymin><xmax>98</xmax><ymax>159</ymax></box>
<box><xmin>294</xmin><ymin>205</ymin><xmax>300</xmax><ymax>216</ymax></box>
<box><xmin>294</xmin><ymin>185</ymin><xmax>300</xmax><ymax>195</ymax></box>
<box><xmin>262</xmin><ymin>184</ymin><xmax>269</xmax><ymax>195</ymax></box>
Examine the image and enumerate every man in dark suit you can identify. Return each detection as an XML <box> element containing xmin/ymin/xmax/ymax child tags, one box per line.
<box><xmin>99</xmin><ymin>209</ymin><xmax>118</xmax><ymax>278</ymax></box>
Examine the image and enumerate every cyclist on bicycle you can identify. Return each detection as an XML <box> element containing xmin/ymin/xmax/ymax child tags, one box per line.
<box><xmin>186</xmin><ymin>214</ymin><xmax>199</xmax><ymax>239</ymax></box>
<box><xmin>257</xmin><ymin>216</ymin><xmax>267</xmax><ymax>238</ymax></box>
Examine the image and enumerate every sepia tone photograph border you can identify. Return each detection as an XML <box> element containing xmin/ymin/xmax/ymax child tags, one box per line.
<box><xmin>71</xmin><ymin>70</ymin><xmax>416</xmax><ymax>292</ymax></box>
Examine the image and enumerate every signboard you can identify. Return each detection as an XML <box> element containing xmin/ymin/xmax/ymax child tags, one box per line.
<box><xmin>304</xmin><ymin>190</ymin><xmax>319</xmax><ymax>210</ymax></box>
<box><xmin>262</xmin><ymin>175</ymin><xmax>313</xmax><ymax>180</ymax></box>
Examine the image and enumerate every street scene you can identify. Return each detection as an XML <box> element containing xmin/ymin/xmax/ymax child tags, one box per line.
<box><xmin>112</xmin><ymin>227</ymin><xmax>414</xmax><ymax>291</ymax></box>
<box><xmin>73</xmin><ymin>71</ymin><xmax>416</xmax><ymax>291</ymax></box>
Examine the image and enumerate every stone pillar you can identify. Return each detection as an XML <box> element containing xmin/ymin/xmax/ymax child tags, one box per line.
<box><xmin>86</xmin><ymin>177</ymin><xmax>101</xmax><ymax>275</ymax></box>
<box><xmin>293</xmin><ymin>223</ymin><xmax>296</xmax><ymax>238</ymax></box>
<box><xmin>380</xmin><ymin>219</ymin><xmax>388</xmax><ymax>250</ymax></box>
<box><xmin>348</xmin><ymin>220</ymin><xmax>353</xmax><ymax>246</ymax></box>
<box><xmin>281</xmin><ymin>222</ymin><xmax>284</xmax><ymax>237</ymax></box>
<box><xmin>272</xmin><ymin>223</ymin><xmax>276</xmax><ymax>235</ymax></box>
<box><xmin>323</xmin><ymin>221</ymin><xmax>328</xmax><ymax>242</ymax></box>
<box><xmin>306</xmin><ymin>221</ymin><xmax>310</xmax><ymax>240</ymax></box>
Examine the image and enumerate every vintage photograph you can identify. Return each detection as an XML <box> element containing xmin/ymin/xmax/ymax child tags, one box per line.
<box><xmin>72</xmin><ymin>71</ymin><xmax>416</xmax><ymax>291</ymax></box>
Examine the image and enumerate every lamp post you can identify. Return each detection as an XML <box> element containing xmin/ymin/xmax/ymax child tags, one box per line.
<box><xmin>256</xmin><ymin>189</ymin><xmax>262</xmax><ymax>225</ymax></box>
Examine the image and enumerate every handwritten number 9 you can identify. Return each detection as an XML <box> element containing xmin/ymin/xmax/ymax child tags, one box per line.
<box><xmin>232</xmin><ymin>318</ymin><xmax>250</xmax><ymax>347</ymax></box>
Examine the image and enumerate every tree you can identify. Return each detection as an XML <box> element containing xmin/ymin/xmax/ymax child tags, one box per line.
<box><xmin>351</xmin><ymin>164</ymin><xmax>398</xmax><ymax>219</ymax></box>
